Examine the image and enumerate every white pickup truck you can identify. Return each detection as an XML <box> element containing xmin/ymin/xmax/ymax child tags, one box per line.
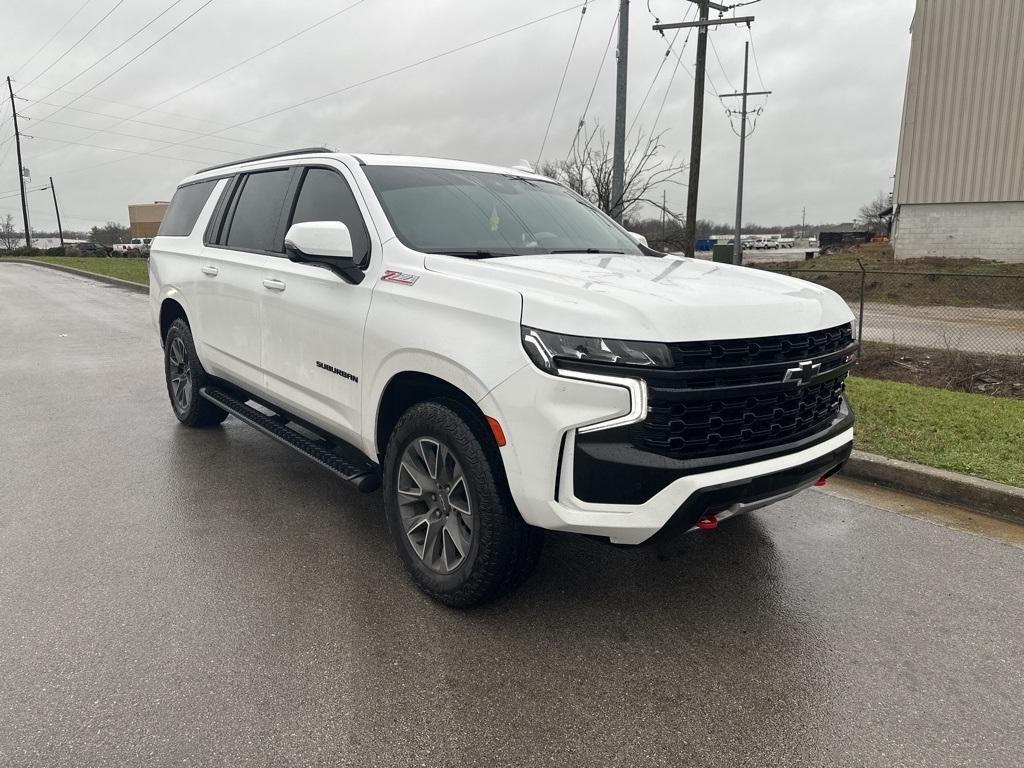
<box><xmin>150</xmin><ymin>148</ymin><xmax>856</xmax><ymax>606</ymax></box>
<box><xmin>111</xmin><ymin>238</ymin><xmax>151</xmax><ymax>256</ymax></box>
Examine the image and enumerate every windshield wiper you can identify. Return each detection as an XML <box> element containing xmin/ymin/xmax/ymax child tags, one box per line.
<box><xmin>548</xmin><ymin>248</ymin><xmax>625</xmax><ymax>254</ymax></box>
<box><xmin>424</xmin><ymin>250</ymin><xmax>519</xmax><ymax>259</ymax></box>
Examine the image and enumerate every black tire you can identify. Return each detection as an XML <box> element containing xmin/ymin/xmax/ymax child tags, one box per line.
<box><xmin>383</xmin><ymin>400</ymin><xmax>543</xmax><ymax>608</ymax></box>
<box><xmin>163</xmin><ymin>318</ymin><xmax>228</xmax><ymax>427</ymax></box>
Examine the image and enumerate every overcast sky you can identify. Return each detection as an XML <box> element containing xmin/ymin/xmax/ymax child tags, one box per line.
<box><xmin>1</xmin><ymin>0</ymin><xmax>914</xmax><ymax>233</ymax></box>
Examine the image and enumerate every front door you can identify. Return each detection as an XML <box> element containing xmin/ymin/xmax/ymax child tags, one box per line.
<box><xmin>260</xmin><ymin>164</ymin><xmax>377</xmax><ymax>445</ymax></box>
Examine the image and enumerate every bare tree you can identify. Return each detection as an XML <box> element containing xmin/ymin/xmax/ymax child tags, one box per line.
<box><xmin>0</xmin><ymin>214</ymin><xmax>18</xmax><ymax>251</ymax></box>
<box><xmin>540</xmin><ymin>120</ymin><xmax>686</xmax><ymax>222</ymax></box>
<box><xmin>858</xmin><ymin>191</ymin><xmax>893</xmax><ymax>234</ymax></box>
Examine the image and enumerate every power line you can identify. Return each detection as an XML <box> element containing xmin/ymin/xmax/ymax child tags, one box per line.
<box><xmin>567</xmin><ymin>7</ymin><xmax>619</xmax><ymax>159</ymax></box>
<box><xmin>218</xmin><ymin>2</ymin><xmax>595</xmax><ymax>135</ymax></box>
<box><xmin>536</xmin><ymin>1</ymin><xmax>589</xmax><ymax>167</ymax></box>
<box><xmin>50</xmin><ymin>0</ymin><xmax>369</xmax><ymax>165</ymax></box>
<box><xmin>13</xmin><ymin>0</ymin><xmax>94</xmax><ymax>77</ymax></box>
<box><xmin>23</xmin><ymin>0</ymin><xmax>130</xmax><ymax>88</ymax></box>
<box><xmin>32</xmin><ymin>117</ymin><xmax>248</xmax><ymax>157</ymax></box>
<box><xmin>12</xmin><ymin>82</ymin><xmax>277</xmax><ymax>144</ymax></box>
<box><xmin>24</xmin><ymin>98</ymin><xmax>277</xmax><ymax>150</ymax></box>
<box><xmin>708</xmin><ymin>34</ymin><xmax>736</xmax><ymax>93</ymax></box>
<box><xmin>46</xmin><ymin>2</ymin><xmax>596</xmax><ymax>181</ymax></box>
<box><xmin>747</xmin><ymin>26</ymin><xmax>767</xmax><ymax>90</ymax></box>
<box><xmin>140</xmin><ymin>0</ymin><xmax>371</xmax><ymax>117</ymax></box>
<box><xmin>0</xmin><ymin>185</ymin><xmax>50</xmax><ymax>202</ymax></box>
<box><xmin>28</xmin><ymin>0</ymin><xmax>188</xmax><ymax>115</ymax></box>
<box><xmin>31</xmin><ymin>1</ymin><xmax>217</xmax><ymax>129</ymax></box>
<box><xmin>26</xmin><ymin>133</ymin><xmax>220</xmax><ymax>165</ymax></box>
<box><xmin>630</xmin><ymin>2</ymin><xmax>696</xmax><ymax>137</ymax></box>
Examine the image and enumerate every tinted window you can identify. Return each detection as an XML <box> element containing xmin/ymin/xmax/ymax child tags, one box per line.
<box><xmin>225</xmin><ymin>169</ymin><xmax>292</xmax><ymax>252</ymax></box>
<box><xmin>289</xmin><ymin>168</ymin><xmax>371</xmax><ymax>261</ymax></box>
<box><xmin>158</xmin><ymin>180</ymin><xmax>217</xmax><ymax>237</ymax></box>
<box><xmin>362</xmin><ymin>166</ymin><xmax>642</xmax><ymax>258</ymax></box>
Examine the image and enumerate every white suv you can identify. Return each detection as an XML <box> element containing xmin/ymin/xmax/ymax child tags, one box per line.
<box><xmin>150</xmin><ymin>148</ymin><xmax>855</xmax><ymax>606</ymax></box>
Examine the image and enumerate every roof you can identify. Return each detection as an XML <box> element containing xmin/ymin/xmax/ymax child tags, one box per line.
<box><xmin>185</xmin><ymin>148</ymin><xmax>549</xmax><ymax>186</ymax></box>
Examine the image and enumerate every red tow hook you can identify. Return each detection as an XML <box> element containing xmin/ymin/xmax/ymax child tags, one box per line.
<box><xmin>814</xmin><ymin>476</ymin><xmax>828</xmax><ymax>487</ymax></box>
<box><xmin>696</xmin><ymin>514</ymin><xmax>718</xmax><ymax>530</ymax></box>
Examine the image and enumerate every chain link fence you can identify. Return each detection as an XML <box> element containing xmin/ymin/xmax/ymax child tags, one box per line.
<box><xmin>757</xmin><ymin>264</ymin><xmax>1024</xmax><ymax>397</ymax></box>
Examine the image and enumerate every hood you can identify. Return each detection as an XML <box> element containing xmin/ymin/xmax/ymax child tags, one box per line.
<box><xmin>424</xmin><ymin>252</ymin><xmax>853</xmax><ymax>341</ymax></box>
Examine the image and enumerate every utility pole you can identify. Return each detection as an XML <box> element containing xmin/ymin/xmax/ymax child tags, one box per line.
<box><xmin>610</xmin><ymin>0</ymin><xmax>629</xmax><ymax>223</ymax></box>
<box><xmin>50</xmin><ymin>176</ymin><xmax>64</xmax><ymax>249</ymax></box>
<box><xmin>721</xmin><ymin>43</ymin><xmax>770</xmax><ymax>264</ymax></box>
<box><xmin>6</xmin><ymin>76</ymin><xmax>31</xmax><ymax>249</ymax></box>
<box><xmin>653</xmin><ymin>5</ymin><xmax>755</xmax><ymax>258</ymax></box>
<box><xmin>801</xmin><ymin>206</ymin><xmax>806</xmax><ymax>240</ymax></box>
<box><xmin>661</xmin><ymin>189</ymin><xmax>667</xmax><ymax>239</ymax></box>
<box><xmin>684</xmin><ymin>0</ymin><xmax>708</xmax><ymax>257</ymax></box>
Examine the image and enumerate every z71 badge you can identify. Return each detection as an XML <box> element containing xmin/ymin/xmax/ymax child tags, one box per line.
<box><xmin>380</xmin><ymin>270</ymin><xmax>419</xmax><ymax>285</ymax></box>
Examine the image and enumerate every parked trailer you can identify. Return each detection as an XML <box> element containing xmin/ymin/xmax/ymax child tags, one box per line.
<box><xmin>818</xmin><ymin>231</ymin><xmax>874</xmax><ymax>254</ymax></box>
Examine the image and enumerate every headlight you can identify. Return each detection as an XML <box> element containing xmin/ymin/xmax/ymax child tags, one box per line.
<box><xmin>521</xmin><ymin>326</ymin><xmax>672</xmax><ymax>374</ymax></box>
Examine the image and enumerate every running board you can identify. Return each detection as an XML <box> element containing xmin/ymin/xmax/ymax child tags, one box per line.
<box><xmin>199</xmin><ymin>386</ymin><xmax>380</xmax><ymax>493</ymax></box>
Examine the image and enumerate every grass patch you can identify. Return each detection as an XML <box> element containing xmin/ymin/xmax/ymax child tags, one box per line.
<box><xmin>10</xmin><ymin>256</ymin><xmax>149</xmax><ymax>286</ymax></box>
<box><xmin>753</xmin><ymin>243</ymin><xmax>1024</xmax><ymax>309</ymax></box>
<box><xmin>846</xmin><ymin>376</ymin><xmax>1024</xmax><ymax>487</ymax></box>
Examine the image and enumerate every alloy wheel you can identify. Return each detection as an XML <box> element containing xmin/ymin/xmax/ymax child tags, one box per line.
<box><xmin>397</xmin><ymin>437</ymin><xmax>474</xmax><ymax>574</ymax></box>
<box><xmin>168</xmin><ymin>336</ymin><xmax>192</xmax><ymax>412</ymax></box>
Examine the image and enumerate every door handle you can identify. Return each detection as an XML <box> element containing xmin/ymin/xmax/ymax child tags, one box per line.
<box><xmin>201</xmin><ymin>265</ymin><xmax>219</xmax><ymax>276</ymax></box>
<box><xmin>262</xmin><ymin>278</ymin><xmax>286</xmax><ymax>292</ymax></box>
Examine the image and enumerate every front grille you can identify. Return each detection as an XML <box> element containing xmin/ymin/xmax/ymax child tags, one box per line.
<box><xmin>640</xmin><ymin>376</ymin><xmax>846</xmax><ymax>459</ymax></box>
<box><xmin>623</xmin><ymin>324</ymin><xmax>853</xmax><ymax>462</ymax></box>
<box><xmin>669</xmin><ymin>323</ymin><xmax>854</xmax><ymax>370</ymax></box>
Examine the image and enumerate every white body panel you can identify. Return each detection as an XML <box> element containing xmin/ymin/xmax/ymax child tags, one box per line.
<box><xmin>151</xmin><ymin>151</ymin><xmax>855</xmax><ymax>544</ymax></box>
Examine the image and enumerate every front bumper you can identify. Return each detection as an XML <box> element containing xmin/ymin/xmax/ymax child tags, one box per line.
<box><xmin>479</xmin><ymin>364</ymin><xmax>854</xmax><ymax>546</ymax></box>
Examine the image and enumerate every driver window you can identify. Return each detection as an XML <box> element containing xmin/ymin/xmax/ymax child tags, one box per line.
<box><xmin>289</xmin><ymin>168</ymin><xmax>371</xmax><ymax>262</ymax></box>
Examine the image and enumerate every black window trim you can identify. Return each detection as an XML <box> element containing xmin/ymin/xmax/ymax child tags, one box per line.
<box><xmin>271</xmin><ymin>163</ymin><xmax>374</xmax><ymax>267</ymax></box>
<box><xmin>158</xmin><ymin>176</ymin><xmax>224</xmax><ymax>238</ymax></box>
<box><xmin>200</xmin><ymin>162</ymin><xmax>375</xmax><ymax>268</ymax></box>
<box><xmin>202</xmin><ymin>167</ymin><xmax>299</xmax><ymax>257</ymax></box>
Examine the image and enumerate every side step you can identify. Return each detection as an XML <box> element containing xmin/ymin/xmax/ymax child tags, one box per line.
<box><xmin>200</xmin><ymin>386</ymin><xmax>380</xmax><ymax>493</ymax></box>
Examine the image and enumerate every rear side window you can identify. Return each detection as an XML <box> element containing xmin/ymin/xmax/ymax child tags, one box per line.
<box><xmin>289</xmin><ymin>168</ymin><xmax>371</xmax><ymax>261</ymax></box>
<box><xmin>158</xmin><ymin>180</ymin><xmax>217</xmax><ymax>237</ymax></box>
<box><xmin>224</xmin><ymin>169</ymin><xmax>292</xmax><ymax>252</ymax></box>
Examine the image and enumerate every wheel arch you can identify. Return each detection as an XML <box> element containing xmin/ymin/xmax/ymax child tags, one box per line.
<box><xmin>159</xmin><ymin>295</ymin><xmax>190</xmax><ymax>347</ymax></box>
<box><xmin>374</xmin><ymin>371</ymin><xmax>492</xmax><ymax>463</ymax></box>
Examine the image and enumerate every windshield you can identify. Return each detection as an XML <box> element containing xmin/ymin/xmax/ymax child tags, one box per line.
<box><xmin>363</xmin><ymin>165</ymin><xmax>645</xmax><ymax>258</ymax></box>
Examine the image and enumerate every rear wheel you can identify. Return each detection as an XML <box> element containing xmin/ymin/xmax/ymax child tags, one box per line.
<box><xmin>163</xmin><ymin>318</ymin><xmax>228</xmax><ymax>427</ymax></box>
<box><xmin>383</xmin><ymin>401</ymin><xmax>543</xmax><ymax>608</ymax></box>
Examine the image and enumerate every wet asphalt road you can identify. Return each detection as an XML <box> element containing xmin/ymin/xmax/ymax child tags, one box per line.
<box><xmin>2</xmin><ymin>262</ymin><xmax>1023</xmax><ymax>768</ymax></box>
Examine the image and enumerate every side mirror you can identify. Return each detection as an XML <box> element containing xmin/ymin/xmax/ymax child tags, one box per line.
<box><xmin>284</xmin><ymin>221</ymin><xmax>365</xmax><ymax>284</ymax></box>
<box><xmin>627</xmin><ymin>231</ymin><xmax>649</xmax><ymax>247</ymax></box>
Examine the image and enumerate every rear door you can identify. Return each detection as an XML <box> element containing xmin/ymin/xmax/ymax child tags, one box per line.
<box><xmin>259</xmin><ymin>163</ymin><xmax>377</xmax><ymax>444</ymax></box>
<box><xmin>193</xmin><ymin>167</ymin><xmax>292</xmax><ymax>391</ymax></box>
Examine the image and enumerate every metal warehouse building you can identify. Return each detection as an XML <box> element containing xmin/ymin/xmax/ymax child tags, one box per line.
<box><xmin>892</xmin><ymin>0</ymin><xmax>1024</xmax><ymax>262</ymax></box>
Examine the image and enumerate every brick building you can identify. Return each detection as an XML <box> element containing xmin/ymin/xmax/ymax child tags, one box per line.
<box><xmin>128</xmin><ymin>202</ymin><xmax>169</xmax><ymax>239</ymax></box>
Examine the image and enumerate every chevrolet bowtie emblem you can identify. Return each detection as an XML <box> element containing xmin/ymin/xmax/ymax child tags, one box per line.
<box><xmin>782</xmin><ymin>360</ymin><xmax>821</xmax><ymax>386</ymax></box>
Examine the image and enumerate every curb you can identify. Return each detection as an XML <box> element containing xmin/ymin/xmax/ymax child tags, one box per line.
<box><xmin>3</xmin><ymin>258</ymin><xmax>148</xmax><ymax>294</ymax></box>
<box><xmin>841</xmin><ymin>449</ymin><xmax>1024</xmax><ymax>526</ymax></box>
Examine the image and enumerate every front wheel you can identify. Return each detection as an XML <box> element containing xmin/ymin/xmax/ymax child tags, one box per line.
<box><xmin>163</xmin><ymin>318</ymin><xmax>228</xmax><ymax>427</ymax></box>
<box><xmin>383</xmin><ymin>401</ymin><xmax>543</xmax><ymax>608</ymax></box>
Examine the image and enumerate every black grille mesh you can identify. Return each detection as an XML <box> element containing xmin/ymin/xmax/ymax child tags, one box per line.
<box><xmin>634</xmin><ymin>324</ymin><xmax>853</xmax><ymax>460</ymax></box>
<box><xmin>669</xmin><ymin>323</ymin><xmax>854</xmax><ymax>369</ymax></box>
<box><xmin>641</xmin><ymin>377</ymin><xmax>845</xmax><ymax>459</ymax></box>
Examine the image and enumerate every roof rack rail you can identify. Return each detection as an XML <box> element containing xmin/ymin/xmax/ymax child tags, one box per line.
<box><xmin>196</xmin><ymin>147</ymin><xmax>333</xmax><ymax>174</ymax></box>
